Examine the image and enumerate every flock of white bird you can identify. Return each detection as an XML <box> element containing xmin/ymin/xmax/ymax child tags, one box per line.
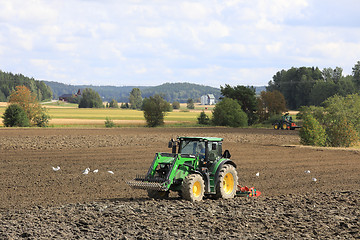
<box><xmin>52</xmin><ymin>167</ymin><xmax>316</xmax><ymax>181</ymax></box>
<box><xmin>52</xmin><ymin>166</ymin><xmax>114</xmax><ymax>175</ymax></box>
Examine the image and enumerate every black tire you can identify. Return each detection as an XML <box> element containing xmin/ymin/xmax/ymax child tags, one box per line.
<box><xmin>147</xmin><ymin>190</ymin><xmax>169</xmax><ymax>199</ymax></box>
<box><xmin>273</xmin><ymin>123</ymin><xmax>280</xmax><ymax>130</ymax></box>
<box><xmin>215</xmin><ymin>164</ymin><xmax>238</xmax><ymax>199</ymax></box>
<box><xmin>281</xmin><ymin>123</ymin><xmax>288</xmax><ymax>130</ymax></box>
<box><xmin>182</xmin><ymin>174</ymin><xmax>205</xmax><ymax>202</ymax></box>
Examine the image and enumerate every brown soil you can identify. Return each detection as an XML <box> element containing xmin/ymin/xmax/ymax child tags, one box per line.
<box><xmin>0</xmin><ymin>128</ymin><xmax>359</xmax><ymax>239</ymax></box>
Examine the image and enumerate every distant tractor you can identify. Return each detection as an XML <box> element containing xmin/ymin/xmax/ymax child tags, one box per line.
<box><xmin>273</xmin><ymin>113</ymin><xmax>301</xmax><ymax>130</ymax></box>
<box><xmin>126</xmin><ymin>137</ymin><xmax>239</xmax><ymax>201</ymax></box>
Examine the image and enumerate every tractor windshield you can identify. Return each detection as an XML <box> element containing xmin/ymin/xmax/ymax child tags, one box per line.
<box><xmin>179</xmin><ymin>140</ymin><xmax>206</xmax><ymax>158</ymax></box>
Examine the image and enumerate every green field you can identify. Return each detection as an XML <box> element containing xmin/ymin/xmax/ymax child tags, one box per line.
<box><xmin>48</xmin><ymin>108</ymin><xmax>205</xmax><ymax>122</ymax></box>
<box><xmin>0</xmin><ymin>105</ymin><xmax>213</xmax><ymax>127</ymax></box>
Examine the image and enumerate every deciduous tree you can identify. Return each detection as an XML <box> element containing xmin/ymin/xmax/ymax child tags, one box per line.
<box><xmin>220</xmin><ymin>84</ymin><xmax>257</xmax><ymax>125</ymax></box>
<box><xmin>352</xmin><ymin>61</ymin><xmax>360</xmax><ymax>89</ymax></box>
<box><xmin>212</xmin><ymin>98</ymin><xmax>248</xmax><ymax>127</ymax></box>
<box><xmin>78</xmin><ymin>88</ymin><xmax>104</xmax><ymax>108</ymax></box>
<box><xmin>257</xmin><ymin>90</ymin><xmax>287</xmax><ymax>121</ymax></box>
<box><xmin>143</xmin><ymin>94</ymin><xmax>171</xmax><ymax>127</ymax></box>
<box><xmin>109</xmin><ymin>99</ymin><xmax>119</xmax><ymax>108</ymax></box>
<box><xmin>8</xmin><ymin>85</ymin><xmax>50</xmax><ymax>127</ymax></box>
<box><xmin>129</xmin><ymin>88</ymin><xmax>142</xmax><ymax>109</ymax></box>
<box><xmin>172</xmin><ymin>101</ymin><xmax>180</xmax><ymax>109</ymax></box>
<box><xmin>2</xmin><ymin>104</ymin><xmax>30</xmax><ymax>127</ymax></box>
<box><xmin>187</xmin><ymin>98</ymin><xmax>194</xmax><ymax>109</ymax></box>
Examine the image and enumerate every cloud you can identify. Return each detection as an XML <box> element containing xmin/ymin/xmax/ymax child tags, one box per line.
<box><xmin>0</xmin><ymin>0</ymin><xmax>359</xmax><ymax>87</ymax></box>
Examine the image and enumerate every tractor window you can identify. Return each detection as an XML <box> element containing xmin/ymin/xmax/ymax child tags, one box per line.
<box><xmin>180</xmin><ymin>140</ymin><xmax>205</xmax><ymax>157</ymax></box>
<box><xmin>208</xmin><ymin>142</ymin><xmax>222</xmax><ymax>161</ymax></box>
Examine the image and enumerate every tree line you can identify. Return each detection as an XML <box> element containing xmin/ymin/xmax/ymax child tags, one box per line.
<box><xmin>0</xmin><ymin>70</ymin><xmax>52</xmax><ymax>102</ymax></box>
<box><xmin>45</xmin><ymin>81</ymin><xmax>221</xmax><ymax>103</ymax></box>
<box><xmin>267</xmin><ymin>61</ymin><xmax>360</xmax><ymax>109</ymax></box>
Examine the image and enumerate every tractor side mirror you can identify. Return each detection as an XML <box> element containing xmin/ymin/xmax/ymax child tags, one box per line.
<box><xmin>168</xmin><ymin>139</ymin><xmax>177</xmax><ymax>154</ymax></box>
<box><xmin>222</xmin><ymin>150</ymin><xmax>231</xmax><ymax>159</ymax></box>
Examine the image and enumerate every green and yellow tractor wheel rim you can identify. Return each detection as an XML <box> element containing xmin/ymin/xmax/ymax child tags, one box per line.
<box><xmin>192</xmin><ymin>181</ymin><xmax>202</xmax><ymax>198</ymax></box>
<box><xmin>282</xmin><ymin>123</ymin><xmax>287</xmax><ymax>129</ymax></box>
<box><xmin>223</xmin><ymin>173</ymin><xmax>235</xmax><ymax>194</ymax></box>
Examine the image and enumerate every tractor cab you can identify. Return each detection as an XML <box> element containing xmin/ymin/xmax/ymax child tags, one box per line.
<box><xmin>169</xmin><ymin>137</ymin><xmax>227</xmax><ymax>163</ymax></box>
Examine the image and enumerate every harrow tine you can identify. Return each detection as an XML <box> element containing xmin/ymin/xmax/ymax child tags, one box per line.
<box><xmin>126</xmin><ymin>179</ymin><xmax>168</xmax><ymax>191</ymax></box>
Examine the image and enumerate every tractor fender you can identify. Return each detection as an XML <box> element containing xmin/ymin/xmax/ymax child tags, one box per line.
<box><xmin>213</xmin><ymin>159</ymin><xmax>237</xmax><ymax>186</ymax></box>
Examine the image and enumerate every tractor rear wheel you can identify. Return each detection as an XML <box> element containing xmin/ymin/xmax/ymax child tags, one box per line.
<box><xmin>147</xmin><ymin>190</ymin><xmax>169</xmax><ymax>199</ymax></box>
<box><xmin>182</xmin><ymin>174</ymin><xmax>205</xmax><ymax>202</ymax></box>
<box><xmin>281</xmin><ymin>123</ymin><xmax>288</xmax><ymax>130</ymax></box>
<box><xmin>215</xmin><ymin>164</ymin><xmax>238</xmax><ymax>199</ymax></box>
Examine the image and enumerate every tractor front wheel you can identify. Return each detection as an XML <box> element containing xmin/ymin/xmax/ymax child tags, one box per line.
<box><xmin>273</xmin><ymin>123</ymin><xmax>279</xmax><ymax>130</ymax></box>
<box><xmin>215</xmin><ymin>164</ymin><xmax>238</xmax><ymax>199</ymax></box>
<box><xmin>147</xmin><ymin>190</ymin><xmax>169</xmax><ymax>199</ymax></box>
<box><xmin>182</xmin><ymin>174</ymin><xmax>205</xmax><ymax>202</ymax></box>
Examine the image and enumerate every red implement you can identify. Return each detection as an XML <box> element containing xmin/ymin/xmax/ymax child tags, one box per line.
<box><xmin>236</xmin><ymin>185</ymin><xmax>261</xmax><ymax>197</ymax></box>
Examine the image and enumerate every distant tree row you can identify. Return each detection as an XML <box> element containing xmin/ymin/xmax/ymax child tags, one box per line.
<box><xmin>0</xmin><ymin>70</ymin><xmax>52</xmax><ymax>102</ymax></box>
<box><xmin>141</xmin><ymin>82</ymin><xmax>221</xmax><ymax>103</ymax></box>
<box><xmin>267</xmin><ymin>61</ymin><xmax>360</xmax><ymax>109</ymax></box>
<box><xmin>45</xmin><ymin>81</ymin><xmax>221</xmax><ymax>103</ymax></box>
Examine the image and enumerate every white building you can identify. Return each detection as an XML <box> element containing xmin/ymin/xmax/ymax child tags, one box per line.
<box><xmin>200</xmin><ymin>94</ymin><xmax>216</xmax><ymax>105</ymax></box>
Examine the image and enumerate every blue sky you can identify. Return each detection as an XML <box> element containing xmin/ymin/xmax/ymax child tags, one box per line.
<box><xmin>0</xmin><ymin>0</ymin><xmax>359</xmax><ymax>88</ymax></box>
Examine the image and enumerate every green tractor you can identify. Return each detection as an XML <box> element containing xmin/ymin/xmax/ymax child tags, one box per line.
<box><xmin>126</xmin><ymin>137</ymin><xmax>238</xmax><ymax>201</ymax></box>
<box><xmin>273</xmin><ymin>113</ymin><xmax>301</xmax><ymax>130</ymax></box>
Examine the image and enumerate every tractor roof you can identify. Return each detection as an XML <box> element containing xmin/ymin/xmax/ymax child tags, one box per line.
<box><xmin>178</xmin><ymin>136</ymin><xmax>223</xmax><ymax>142</ymax></box>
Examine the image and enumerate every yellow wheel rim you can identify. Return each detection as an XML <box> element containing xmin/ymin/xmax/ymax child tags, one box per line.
<box><xmin>282</xmin><ymin>124</ymin><xmax>287</xmax><ymax>129</ymax></box>
<box><xmin>274</xmin><ymin>125</ymin><xmax>278</xmax><ymax>129</ymax></box>
<box><xmin>193</xmin><ymin>181</ymin><xmax>202</xmax><ymax>198</ymax></box>
<box><xmin>223</xmin><ymin>173</ymin><xmax>234</xmax><ymax>194</ymax></box>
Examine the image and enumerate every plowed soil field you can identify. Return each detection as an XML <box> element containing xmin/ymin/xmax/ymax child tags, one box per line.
<box><xmin>0</xmin><ymin>128</ymin><xmax>359</xmax><ymax>239</ymax></box>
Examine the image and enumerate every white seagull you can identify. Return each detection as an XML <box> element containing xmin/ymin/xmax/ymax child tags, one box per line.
<box><xmin>52</xmin><ymin>166</ymin><xmax>61</xmax><ymax>171</ymax></box>
<box><xmin>83</xmin><ymin>168</ymin><xmax>90</xmax><ymax>175</ymax></box>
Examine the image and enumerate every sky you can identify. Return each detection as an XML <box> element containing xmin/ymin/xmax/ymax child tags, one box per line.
<box><xmin>0</xmin><ymin>0</ymin><xmax>360</xmax><ymax>88</ymax></box>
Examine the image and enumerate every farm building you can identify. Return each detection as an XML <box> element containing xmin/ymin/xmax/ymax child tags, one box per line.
<box><xmin>200</xmin><ymin>94</ymin><xmax>216</xmax><ymax>105</ymax></box>
<box><xmin>59</xmin><ymin>89</ymin><xmax>82</xmax><ymax>102</ymax></box>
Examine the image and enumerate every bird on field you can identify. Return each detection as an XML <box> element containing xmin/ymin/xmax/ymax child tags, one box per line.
<box><xmin>305</xmin><ymin>170</ymin><xmax>311</xmax><ymax>174</ymax></box>
<box><xmin>255</xmin><ymin>172</ymin><xmax>260</xmax><ymax>177</ymax></box>
<box><xmin>107</xmin><ymin>170</ymin><xmax>114</xmax><ymax>174</ymax></box>
<box><xmin>312</xmin><ymin>178</ymin><xmax>317</xmax><ymax>182</ymax></box>
<box><xmin>93</xmin><ymin>169</ymin><xmax>99</xmax><ymax>173</ymax></box>
<box><xmin>83</xmin><ymin>168</ymin><xmax>90</xmax><ymax>174</ymax></box>
<box><xmin>52</xmin><ymin>166</ymin><xmax>61</xmax><ymax>171</ymax></box>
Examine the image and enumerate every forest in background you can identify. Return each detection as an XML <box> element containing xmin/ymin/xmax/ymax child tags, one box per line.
<box><xmin>267</xmin><ymin>61</ymin><xmax>360</xmax><ymax>109</ymax></box>
<box><xmin>0</xmin><ymin>70</ymin><xmax>52</xmax><ymax>102</ymax></box>
<box><xmin>44</xmin><ymin>81</ymin><xmax>223</xmax><ymax>103</ymax></box>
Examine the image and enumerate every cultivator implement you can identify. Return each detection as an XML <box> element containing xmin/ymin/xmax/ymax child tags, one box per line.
<box><xmin>126</xmin><ymin>176</ymin><xmax>170</xmax><ymax>191</ymax></box>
